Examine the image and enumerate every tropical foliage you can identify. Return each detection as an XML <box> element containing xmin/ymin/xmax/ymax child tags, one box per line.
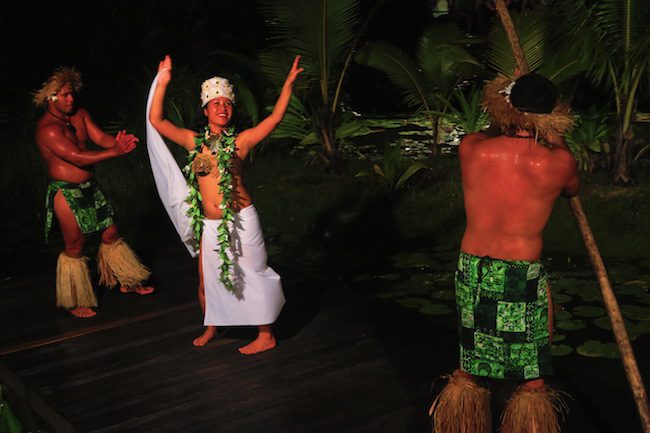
<box><xmin>565</xmin><ymin>107</ymin><xmax>615</xmax><ymax>172</ymax></box>
<box><xmin>0</xmin><ymin>384</ymin><xmax>22</xmax><ymax>433</ymax></box>
<box><xmin>442</xmin><ymin>84</ymin><xmax>490</xmax><ymax>134</ymax></box>
<box><xmin>485</xmin><ymin>7</ymin><xmax>588</xmax><ymax>86</ymax></box>
<box><xmin>557</xmin><ymin>0</ymin><xmax>650</xmax><ymax>183</ymax></box>
<box><xmin>355</xmin><ymin>21</ymin><xmax>483</xmax><ymax>156</ymax></box>
<box><xmin>255</xmin><ymin>0</ymin><xmax>387</xmax><ymax>167</ymax></box>
<box><xmin>355</xmin><ymin>142</ymin><xmax>430</xmax><ymax>196</ymax></box>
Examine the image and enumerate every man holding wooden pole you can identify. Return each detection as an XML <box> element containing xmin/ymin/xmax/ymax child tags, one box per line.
<box><xmin>429</xmin><ymin>71</ymin><xmax>579</xmax><ymax>433</ymax></box>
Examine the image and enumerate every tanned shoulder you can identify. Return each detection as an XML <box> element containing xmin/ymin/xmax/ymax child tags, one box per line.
<box><xmin>74</xmin><ymin>107</ymin><xmax>90</xmax><ymax>121</ymax></box>
<box><xmin>459</xmin><ymin>132</ymin><xmax>488</xmax><ymax>158</ymax></box>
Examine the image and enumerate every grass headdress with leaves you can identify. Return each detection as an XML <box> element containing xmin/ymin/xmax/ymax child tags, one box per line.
<box><xmin>32</xmin><ymin>67</ymin><xmax>83</xmax><ymax>108</ymax></box>
<box><xmin>481</xmin><ymin>72</ymin><xmax>574</xmax><ymax>139</ymax></box>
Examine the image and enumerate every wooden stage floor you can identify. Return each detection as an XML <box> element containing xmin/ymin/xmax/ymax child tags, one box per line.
<box><xmin>1</xmin><ymin>241</ymin><xmax>648</xmax><ymax>433</ymax></box>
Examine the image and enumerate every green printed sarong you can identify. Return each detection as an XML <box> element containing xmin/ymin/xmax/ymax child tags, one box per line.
<box><xmin>45</xmin><ymin>180</ymin><xmax>114</xmax><ymax>242</ymax></box>
<box><xmin>455</xmin><ymin>251</ymin><xmax>551</xmax><ymax>380</ymax></box>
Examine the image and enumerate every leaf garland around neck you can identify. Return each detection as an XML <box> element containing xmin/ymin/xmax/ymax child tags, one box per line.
<box><xmin>182</xmin><ymin>125</ymin><xmax>237</xmax><ymax>292</ymax></box>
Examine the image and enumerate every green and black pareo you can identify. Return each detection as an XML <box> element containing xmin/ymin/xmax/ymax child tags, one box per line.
<box><xmin>182</xmin><ymin>126</ymin><xmax>237</xmax><ymax>292</ymax></box>
<box><xmin>45</xmin><ymin>180</ymin><xmax>114</xmax><ymax>242</ymax></box>
<box><xmin>455</xmin><ymin>252</ymin><xmax>552</xmax><ymax>381</ymax></box>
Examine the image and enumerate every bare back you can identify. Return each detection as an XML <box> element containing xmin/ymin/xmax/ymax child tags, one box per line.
<box><xmin>459</xmin><ymin>132</ymin><xmax>579</xmax><ymax>261</ymax></box>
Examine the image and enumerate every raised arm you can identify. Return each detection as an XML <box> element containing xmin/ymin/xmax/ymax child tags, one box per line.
<box><xmin>79</xmin><ymin>108</ymin><xmax>139</xmax><ymax>151</ymax></box>
<box><xmin>149</xmin><ymin>55</ymin><xmax>197</xmax><ymax>150</ymax></box>
<box><xmin>37</xmin><ymin>124</ymin><xmax>133</xmax><ymax>166</ymax></box>
<box><xmin>236</xmin><ymin>55</ymin><xmax>303</xmax><ymax>155</ymax></box>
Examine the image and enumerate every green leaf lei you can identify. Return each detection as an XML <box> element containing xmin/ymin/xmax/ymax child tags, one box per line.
<box><xmin>182</xmin><ymin>126</ymin><xmax>237</xmax><ymax>292</ymax></box>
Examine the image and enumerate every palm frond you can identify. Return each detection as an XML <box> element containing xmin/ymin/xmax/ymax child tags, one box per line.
<box><xmin>257</xmin><ymin>0</ymin><xmax>361</xmax><ymax>96</ymax></box>
<box><xmin>268</xmin><ymin>95</ymin><xmax>311</xmax><ymax>141</ymax></box>
<box><xmin>560</xmin><ymin>0</ymin><xmax>650</xmax><ymax>87</ymax></box>
<box><xmin>410</xmin><ymin>24</ymin><xmax>483</xmax><ymax>99</ymax></box>
<box><xmin>355</xmin><ymin>42</ymin><xmax>431</xmax><ymax>112</ymax></box>
<box><xmin>486</xmin><ymin>9</ymin><xmax>546</xmax><ymax>75</ymax></box>
<box><xmin>235</xmin><ymin>81</ymin><xmax>260</xmax><ymax>126</ymax></box>
<box><xmin>258</xmin><ymin>49</ymin><xmax>314</xmax><ymax>90</ymax></box>
<box><xmin>592</xmin><ymin>0</ymin><xmax>650</xmax><ymax>54</ymax></box>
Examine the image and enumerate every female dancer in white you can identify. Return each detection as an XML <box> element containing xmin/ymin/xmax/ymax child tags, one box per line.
<box><xmin>146</xmin><ymin>54</ymin><xmax>302</xmax><ymax>354</ymax></box>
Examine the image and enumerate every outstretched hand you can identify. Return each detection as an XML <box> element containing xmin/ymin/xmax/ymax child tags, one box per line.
<box><xmin>157</xmin><ymin>55</ymin><xmax>173</xmax><ymax>86</ymax></box>
<box><xmin>284</xmin><ymin>55</ymin><xmax>304</xmax><ymax>87</ymax></box>
<box><xmin>115</xmin><ymin>130</ymin><xmax>138</xmax><ymax>155</ymax></box>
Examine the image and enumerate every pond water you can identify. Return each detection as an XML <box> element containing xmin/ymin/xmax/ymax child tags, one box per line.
<box><xmin>270</xmin><ymin>120</ymin><xmax>650</xmax><ymax>360</ymax></box>
<box><xmin>343</xmin><ymin>246</ymin><xmax>650</xmax><ymax>359</ymax></box>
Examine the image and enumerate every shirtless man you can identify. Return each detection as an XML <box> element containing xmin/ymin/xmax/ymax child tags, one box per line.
<box><xmin>147</xmin><ymin>55</ymin><xmax>302</xmax><ymax>354</ymax></box>
<box><xmin>430</xmin><ymin>73</ymin><xmax>579</xmax><ymax>433</ymax></box>
<box><xmin>34</xmin><ymin>67</ymin><xmax>154</xmax><ymax>318</ymax></box>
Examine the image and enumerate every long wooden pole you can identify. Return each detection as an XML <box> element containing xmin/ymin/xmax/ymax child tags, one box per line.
<box><xmin>493</xmin><ymin>1</ymin><xmax>650</xmax><ymax>431</ymax></box>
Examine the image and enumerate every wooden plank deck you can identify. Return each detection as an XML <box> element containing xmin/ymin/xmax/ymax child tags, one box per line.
<box><xmin>1</xmin><ymin>236</ymin><xmax>648</xmax><ymax>433</ymax></box>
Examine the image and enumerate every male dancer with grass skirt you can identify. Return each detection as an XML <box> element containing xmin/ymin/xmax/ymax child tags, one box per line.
<box><xmin>34</xmin><ymin>67</ymin><xmax>154</xmax><ymax>318</ymax></box>
<box><xmin>429</xmin><ymin>72</ymin><xmax>580</xmax><ymax>433</ymax></box>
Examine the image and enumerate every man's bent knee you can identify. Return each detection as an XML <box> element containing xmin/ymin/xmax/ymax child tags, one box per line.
<box><xmin>101</xmin><ymin>225</ymin><xmax>120</xmax><ymax>244</ymax></box>
<box><xmin>522</xmin><ymin>377</ymin><xmax>545</xmax><ymax>390</ymax></box>
<box><xmin>64</xmin><ymin>236</ymin><xmax>85</xmax><ymax>257</ymax></box>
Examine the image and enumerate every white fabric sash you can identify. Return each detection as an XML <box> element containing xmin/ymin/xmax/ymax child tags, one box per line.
<box><xmin>145</xmin><ymin>73</ymin><xmax>197</xmax><ymax>257</ymax></box>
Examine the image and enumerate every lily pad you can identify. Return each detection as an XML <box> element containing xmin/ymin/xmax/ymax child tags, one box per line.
<box><xmin>628</xmin><ymin>321</ymin><xmax>650</xmax><ymax>340</ymax></box>
<box><xmin>377</xmin><ymin>273</ymin><xmax>402</xmax><ymax>281</ymax></box>
<box><xmin>397</xmin><ymin>298</ymin><xmax>430</xmax><ymax>309</ymax></box>
<box><xmin>551</xmin><ymin>293</ymin><xmax>573</xmax><ymax>304</ymax></box>
<box><xmin>614</xmin><ymin>286</ymin><xmax>647</xmax><ymax>296</ymax></box>
<box><xmin>353</xmin><ymin>273</ymin><xmax>373</xmax><ymax>282</ymax></box>
<box><xmin>572</xmin><ymin>305</ymin><xmax>606</xmax><ymax>318</ymax></box>
<box><xmin>391</xmin><ymin>276</ymin><xmax>439</xmax><ymax>296</ymax></box>
<box><xmin>390</xmin><ymin>252</ymin><xmax>433</xmax><ymax>269</ymax></box>
<box><xmin>551</xmin><ymin>344</ymin><xmax>573</xmax><ymax>357</ymax></box>
<box><xmin>374</xmin><ymin>290</ymin><xmax>411</xmax><ymax>299</ymax></box>
<box><xmin>398</xmin><ymin>130</ymin><xmax>429</xmax><ymax>137</ymax></box>
<box><xmin>623</xmin><ymin>279</ymin><xmax>649</xmax><ymax>287</ymax></box>
<box><xmin>431</xmin><ymin>289</ymin><xmax>455</xmax><ymax>301</ymax></box>
<box><xmin>620</xmin><ymin>304</ymin><xmax>650</xmax><ymax>321</ymax></box>
<box><xmin>552</xmin><ymin>334</ymin><xmax>566</xmax><ymax>342</ymax></box>
<box><xmin>556</xmin><ymin>319</ymin><xmax>586</xmax><ymax>331</ymax></box>
<box><xmin>593</xmin><ymin>316</ymin><xmax>613</xmax><ymax>331</ymax></box>
<box><xmin>636</xmin><ymin>294</ymin><xmax>650</xmax><ymax>305</ymax></box>
<box><xmin>419</xmin><ymin>303</ymin><xmax>453</xmax><ymax>316</ymax></box>
<box><xmin>593</xmin><ymin>316</ymin><xmax>642</xmax><ymax>336</ymax></box>
<box><xmin>576</xmin><ymin>340</ymin><xmax>620</xmax><ymax>358</ymax></box>
<box><xmin>564</xmin><ymin>285</ymin><xmax>602</xmax><ymax>302</ymax></box>
<box><xmin>555</xmin><ymin>311</ymin><xmax>573</xmax><ymax>321</ymax></box>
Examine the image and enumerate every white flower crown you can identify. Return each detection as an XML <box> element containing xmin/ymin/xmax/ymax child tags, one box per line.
<box><xmin>200</xmin><ymin>76</ymin><xmax>235</xmax><ymax>106</ymax></box>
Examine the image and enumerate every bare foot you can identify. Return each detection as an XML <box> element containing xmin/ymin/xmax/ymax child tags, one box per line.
<box><xmin>119</xmin><ymin>285</ymin><xmax>155</xmax><ymax>295</ymax></box>
<box><xmin>69</xmin><ymin>307</ymin><xmax>96</xmax><ymax>318</ymax></box>
<box><xmin>193</xmin><ymin>326</ymin><xmax>217</xmax><ymax>347</ymax></box>
<box><xmin>238</xmin><ymin>333</ymin><xmax>276</xmax><ymax>355</ymax></box>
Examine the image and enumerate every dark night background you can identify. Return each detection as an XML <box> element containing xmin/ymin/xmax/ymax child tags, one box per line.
<box><xmin>0</xmin><ymin>0</ymin><xmax>491</xmax><ymax>121</ymax></box>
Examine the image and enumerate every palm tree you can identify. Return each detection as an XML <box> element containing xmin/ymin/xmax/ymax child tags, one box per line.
<box><xmin>485</xmin><ymin>7</ymin><xmax>588</xmax><ymax>87</ymax></box>
<box><xmin>558</xmin><ymin>0</ymin><xmax>650</xmax><ymax>183</ymax></box>
<box><xmin>255</xmin><ymin>0</ymin><xmax>387</xmax><ymax>167</ymax></box>
<box><xmin>354</xmin><ymin>21</ymin><xmax>484</xmax><ymax>156</ymax></box>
